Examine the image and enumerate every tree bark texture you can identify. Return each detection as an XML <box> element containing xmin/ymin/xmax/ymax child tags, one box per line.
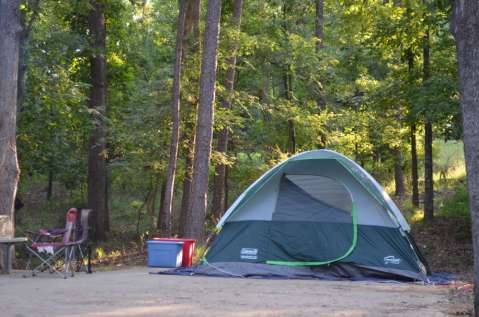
<box><xmin>423</xmin><ymin>119</ymin><xmax>434</xmax><ymax>221</ymax></box>
<box><xmin>185</xmin><ymin>0</ymin><xmax>222</xmax><ymax>240</ymax></box>
<box><xmin>282</xmin><ymin>2</ymin><xmax>296</xmax><ymax>153</ymax></box>
<box><xmin>157</xmin><ymin>180</ymin><xmax>166</xmax><ymax>229</ymax></box>
<box><xmin>179</xmin><ymin>0</ymin><xmax>201</xmax><ymax>237</ymax></box>
<box><xmin>394</xmin><ymin>149</ymin><xmax>405</xmax><ymax>196</ymax></box>
<box><xmin>87</xmin><ymin>0</ymin><xmax>108</xmax><ymax>241</ymax></box>
<box><xmin>406</xmin><ymin>45</ymin><xmax>419</xmax><ymax>207</ymax></box>
<box><xmin>211</xmin><ymin>0</ymin><xmax>243</xmax><ymax>221</ymax></box>
<box><xmin>315</xmin><ymin>0</ymin><xmax>324</xmax><ymax>52</ymax></box>
<box><xmin>17</xmin><ymin>0</ymin><xmax>41</xmax><ymax>110</ymax></box>
<box><xmin>183</xmin><ymin>0</ymin><xmax>200</xmax><ymax>54</ymax></box>
<box><xmin>179</xmin><ymin>149</ymin><xmax>194</xmax><ymax>236</ymax></box>
<box><xmin>283</xmin><ymin>68</ymin><xmax>296</xmax><ymax>153</ymax></box>
<box><xmin>0</xmin><ymin>0</ymin><xmax>22</xmax><ymax>271</ymax></box>
<box><xmin>410</xmin><ymin>124</ymin><xmax>419</xmax><ymax>207</ymax></box>
<box><xmin>160</xmin><ymin>0</ymin><xmax>188</xmax><ymax>237</ymax></box>
<box><xmin>423</xmin><ymin>28</ymin><xmax>434</xmax><ymax>222</ymax></box>
<box><xmin>451</xmin><ymin>2</ymin><xmax>479</xmax><ymax>314</ymax></box>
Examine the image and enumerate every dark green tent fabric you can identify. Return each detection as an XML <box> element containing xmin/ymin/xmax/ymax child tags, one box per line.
<box><xmin>205</xmin><ymin>221</ymin><xmax>422</xmax><ymax>277</ymax></box>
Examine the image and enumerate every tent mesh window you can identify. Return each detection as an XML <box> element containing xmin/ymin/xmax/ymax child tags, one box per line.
<box><xmin>273</xmin><ymin>174</ymin><xmax>353</xmax><ymax>223</ymax></box>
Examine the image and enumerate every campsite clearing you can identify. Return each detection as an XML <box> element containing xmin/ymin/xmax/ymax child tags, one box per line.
<box><xmin>0</xmin><ymin>267</ymin><xmax>454</xmax><ymax>317</ymax></box>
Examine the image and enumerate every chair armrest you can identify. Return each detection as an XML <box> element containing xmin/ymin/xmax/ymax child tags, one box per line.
<box><xmin>39</xmin><ymin>228</ymin><xmax>67</xmax><ymax>237</ymax></box>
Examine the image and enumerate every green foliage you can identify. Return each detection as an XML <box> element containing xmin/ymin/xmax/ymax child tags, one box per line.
<box><xmin>440</xmin><ymin>182</ymin><xmax>470</xmax><ymax>218</ymax></box>
<box><xmin>16</xmin><ymin>0</ymin><xmax>463</xmax><ymax>237</ymax></box>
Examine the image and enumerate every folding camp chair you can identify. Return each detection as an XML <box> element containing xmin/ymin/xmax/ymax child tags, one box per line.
<box><xmin>24</xmin><ymin>208</ymin><xmax>79</xmax><ymax>278</ymax></box>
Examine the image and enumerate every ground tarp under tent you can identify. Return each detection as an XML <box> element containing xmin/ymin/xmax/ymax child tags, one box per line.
<box><xmin>197</xmin><ymin>149</ymin><xmax>430</xmax><ymax>281</ymax></box>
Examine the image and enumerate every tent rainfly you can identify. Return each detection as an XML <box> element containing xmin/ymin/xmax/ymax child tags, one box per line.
<box><xmin>197</xmin><ymin>150</ymin><xmax>429</xmax><ymax>281</ymax></box>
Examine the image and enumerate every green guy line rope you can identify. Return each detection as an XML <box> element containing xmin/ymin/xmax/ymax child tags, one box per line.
<box><xmin>266</xmin><ymin>202</ymin><xmax>358</xmax><ymax>266</ymax></box>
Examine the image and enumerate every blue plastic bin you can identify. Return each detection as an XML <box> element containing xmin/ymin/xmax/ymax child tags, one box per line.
<box><xmin>147</xmin><ymin>240</ymin><xmax>184</xmax><ymax>268</ymax></box>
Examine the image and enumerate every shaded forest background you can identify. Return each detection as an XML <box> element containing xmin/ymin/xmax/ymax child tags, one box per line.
<box><xmin>12</xmin><ymin>0</ymin><xmax>468</xmax><ymax>259</ymax></box>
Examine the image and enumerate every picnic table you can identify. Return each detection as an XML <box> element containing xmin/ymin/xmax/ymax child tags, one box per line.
<box><xmin>0</xmin><ymin>237</ymin><xmax>28</xmax><ymax>274</ymax></box>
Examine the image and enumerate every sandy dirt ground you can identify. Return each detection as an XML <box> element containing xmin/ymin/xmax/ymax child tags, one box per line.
<box><xmin>0</xmin><ymin>267</ymin><xmax>452</xmax><ymax>317</ymax></box>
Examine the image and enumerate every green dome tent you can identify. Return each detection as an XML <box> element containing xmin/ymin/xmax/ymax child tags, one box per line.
<box><xmin>199</xmin><ymin>149</ymin><xmax>429</xmax><ymax>281</ymax></box>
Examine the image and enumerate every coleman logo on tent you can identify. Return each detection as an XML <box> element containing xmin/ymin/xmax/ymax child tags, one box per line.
<box><xmin>240</xmin><ymin>248</ymin><xmax>258</xmax><ymax>260</ymax></box>
<box><xmin>384</xmin><ymin>255</ymin><xmax>401</xmax><ymax>265</ymax></box>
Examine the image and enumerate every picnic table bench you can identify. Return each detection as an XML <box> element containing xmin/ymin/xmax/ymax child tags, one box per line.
<box><xmin>0</xmin><ymin>237</ymin><xmax>28</xmax><ymax>274</ymax></box>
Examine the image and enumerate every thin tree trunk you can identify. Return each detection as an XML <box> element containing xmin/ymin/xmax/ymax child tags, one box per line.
<box><xmin>47</xmin><ymin>168</ymin><xmax>53</xmax><ymax>200</ymax></box>
<box><xmin>224</xmin><ymin>163</ymin><xmax>229</xmax><ymax>209</ymax></box>
<box><xmin>287</xmin><ymin>118</ymin><xmax>296</xmax><ymax>153</ymax></box>
<box><xmin>148</xmin><ymin>175</ymin><xmax>161</xmax><ymax>228</ymax></box>
<box><xmin>407</xmin><ymin>45</ymin><xmax>419</xmax><ymax>207</ymax></box>
<box><xmin>410</xmin><ymin>123</ymin><xmax>419</xmax><ymax>206</ymax></box>
<box><xmin>87</xmin><ymin>0</ymin><xmax>108</xmax><ymax>241</ymax></box>
<box><xmin>17</xmin><ymin>0</ymin><xmax>40</xmax><ymax>111</ymax></box>
<box><xmin>160</xmin><ymin>0</ymin><xmax>188</xmax><ymax>237</ymax></box>
<box><xmin>394</xmin><ymin>149</ymin><xmax>405</xmax><ymax>196</ymax></box>
<box><xmin>179</xmin><ymin>149</ymin><xmax>194</xmax><ymax>236</ymax></box>
<box><xmin>104</xmin><ymin>165</ymin><xmax>110</xmax><ymax>231</ymax></box>
<box><xmin>185</xmin><ymin>0</ymin><xmax>222</xmax><ymax>240</ymax></box>
<box><xmin>282</xmin><ymin>2</ymin><xmax>296</xmax><ymax>153</ymax></box>
<box><xmin>157</xmin><ymin>181</ymin><xmax>166</xmax><ymax>229</ymax></box>
<box><xmin>261</xmin><ymin>63</ymin><xmax>271</xmax><ymax>104</ymax></box>
<box><xmin>183</xmin><ymin>0</ymin><xmax>200</xmax><ymax>53</ymax></box>
<box><xmin>0</xmin><ymin>0</ymin><xmax>22</xmax><ymax>271</ymax></box>
<box><xmin>312</xmin><ymin>0</ymin><xmax>326</xmax><ymax>109</ymax></box>
<box><xmin>283</xmin><ymin>68</ymin><xmax>296</xmax><ymax>153</ymax></box>
<box><xmin>315</xmin><ymin>0</ymin><xmax>324</xmax><ymax>52</ymax></box>
<box><xmin>452</xmin><ymin>2</ymin><xmax>479</xmax><ymax>313</ymax></box>
<box><xmin>211</xmin><ymin>0</ymin><xmax>243</xmax><ymax>221</ymax></box>
<box><xmin>423</xmin><ymin>28</ymin><xmax>434</xmax><ymax>222</ymax></box>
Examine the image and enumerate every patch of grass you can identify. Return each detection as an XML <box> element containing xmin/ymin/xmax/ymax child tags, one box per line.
<box><xmin>439</xmin><ymin>182</ymin><xmax>470</xmax><ymax>218</ymax></box>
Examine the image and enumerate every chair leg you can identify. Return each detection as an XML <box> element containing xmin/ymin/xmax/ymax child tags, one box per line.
<box><xmin>75</xmin><ymin>245</ymin><xmax>87</xmax><ymax>273</ymax></box>
<box><xmin>25</xmin><ymin>246</ymin><xmax>67</xmax><ymax>278</ymax></box>
<box><xmin>87</xmin><ymin>245</ymin><xmax>92</xmax><ymax>274</ymax></box>
<box><xmin>64</xmin><ymin>246</ymin><xmax>75</xmax><ymax>279</ymax></box>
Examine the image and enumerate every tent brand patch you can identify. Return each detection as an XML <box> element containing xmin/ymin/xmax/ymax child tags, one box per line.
<box><xmin>384</xmin><ymin>255</ymin><xmax>401</xmax><ymax>265</ymax></box>
<box><xmin>240</xmin><ymin>248</ymin><xmax>258</xmax><ymax>260</ymax></box>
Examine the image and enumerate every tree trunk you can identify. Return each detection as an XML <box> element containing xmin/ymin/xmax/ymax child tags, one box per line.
<box><xmin>183</xmin><ymin>0</ymin><xmax>200</xmax><ymax>54</ymax></box>
<box><xmin>47</xmin><ymin>168</ymin><xmax>53</xmax><ymax>200</ymax></box>
<box><xmin>406</xmin><ymin>44</ymin><xmax>419</xmax><ymax>207</ymax></box>
<box><xmin>211</xmin><ymin>0</ymin><xmax>243</xmax><ymax>221</ymax></box>
<box><xmin>178</xmin><ymin>0</ymin><xmax>200</xmax><ymax>237</ymax></box>
<box><xmin>452</xmin><ymin>2</ymin><xmax>479</xmax><ymax>314</ymax></box>
<box><xmin>17</xmin><ymin>0</ymin><xmax>40</xmax><ymax>111</ymax></box>
<box><xmin>185</xmin><ymin>0</ymin><xmax>222</xmax><ymax>240</ymax></box>
<box><xmin>179</xmin><ymin>148</ymin><xmax>194</xmax><ymax>236</ymax></box>
<box><xmin>0</xmin><ymin>0</ymin><xmax>22</xmax><ymax>271</ymax></box>
<box><xmin>283</xmin><ymin>68</ymin><xmax>296</xmax><ymax>153</ymax></box>
<box><xmin>423</xmin><ymin>28</ymin><xmax>433</xmax><ymax>222</ymax></box>
<box><xmin>160</xmin><ymin>0</ymin><xmax>188</xmax><ymax>237</ymax></box>
<box><xmin>87</xmin><ymin>0</ymin><xmax>108</xmax><ymax>241</ymax></box>
<box><xmin>394</xmin><ymin>149</ymin><xmax>405</xmax><ymax>196</ymax></box>
<box><xmin>424</xmin><ymin>119</ymin><xmax>434</xmax><ymax>221</ymax></box>
<box><xmin>315</xmin><ymin>0</ymin><xmax>324</xmax><ymax>52</ymax></box>
<box><xmin>157</xmin><ymin>181</ymin><xmax>166</xmax><ymax>229</ymax></box>
<box><xmin>410</xmin><ymin>124</ymin><xmax>419</xmax><ymax>207</ymax></box>
<box><xmin>147</xmin><ymin>175</ymin><xmax>161</xmax><ymax>228</ymax></box>
<box><xmin>261</xmin><ymin>63</ymin><xmax>271</xmax><ymax>105</ymax></box>
<box><xmin>287</xmin><ymin>118</ymin><xmax>296</xmax><ymax>153</ymax></box>
<box><xmin>282</xmin><ymin>2</ymin><xmax>296</xmax><ymax>153</ymax></box>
